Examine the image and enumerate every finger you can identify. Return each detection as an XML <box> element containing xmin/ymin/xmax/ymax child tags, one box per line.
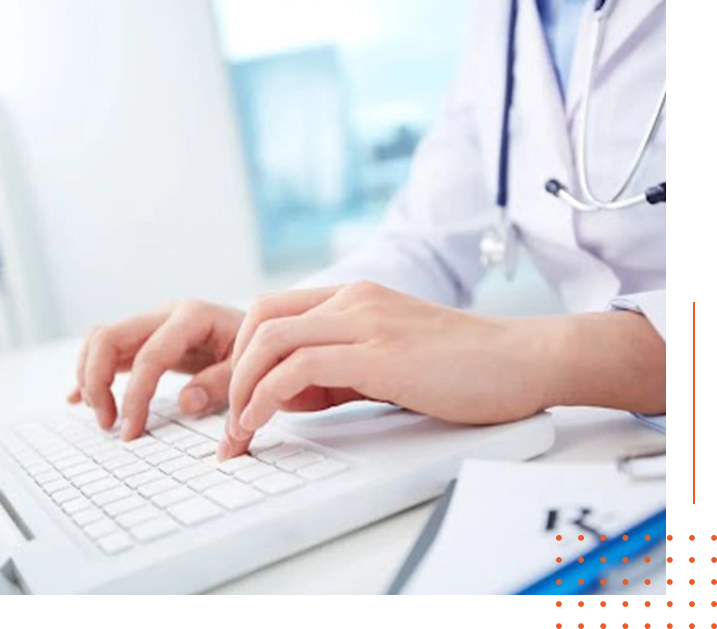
<box><xmin>239</xmin><ymin>345</ymin><xmax>368</xmax><ymax>433</ymax></box>
<box><xmin>121</xmin><ymin>311</ymin><xmax>215</xmax><ymax>440</ymax></box>
<box><xmin>83</xmin><ymin>335</ymin><xmax>120</xmax><ymax>431</ymax></box>
<box><xmin>74</xmin><ymin>330</ymin><xmax>95</xmax><ymax>397</ymax></box>
<box><xmin>179</xmin><ymin>359</ymin><xmax>232</xmax><ymax>415</ymax></box>
<box><xmin>81</xmin><ymin>313</ymin><xmax>167</xmax><ymax>429</ymax></box>
<box><xmin>67</xmin><ymin>388</ymin><xmax>82</xmax><ymax>404</ymax></box>
<box><xmin>279</xmin><ymin>386</ymin><xmax>364</xmax><ymax>412</ymax></box>
<box><xmin>228</xmin><ymin>313</ymin><xmax>355</xmax><ymax>438</ymax></box>
<box><xmin>231</xmin><ymin>287</ymin><xmax>340</xmax><ymax>368</ymax></box>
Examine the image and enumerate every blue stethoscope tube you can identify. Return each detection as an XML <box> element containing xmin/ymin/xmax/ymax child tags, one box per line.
<box><xmin>496</xmin><ymin>0</ymin><xmax>666</xmax><ymax>213</ymax></box>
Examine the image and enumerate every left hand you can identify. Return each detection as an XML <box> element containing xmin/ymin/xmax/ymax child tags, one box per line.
<box><xmin>219</xmin><ymin>281</ymin><xmax>559</xmax><ymax>459</ymax></box>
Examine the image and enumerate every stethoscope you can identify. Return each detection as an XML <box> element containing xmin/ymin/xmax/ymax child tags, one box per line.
<box><xmin>480</xmin><ymin>0</ymin><xmax>666</xmax><ymax>274</ymax></box>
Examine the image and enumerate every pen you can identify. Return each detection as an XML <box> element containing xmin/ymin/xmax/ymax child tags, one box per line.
<box><xmin>515</xmin><ymin>508</ymin><xmax>666</xmax><ymax>595</ymax></box>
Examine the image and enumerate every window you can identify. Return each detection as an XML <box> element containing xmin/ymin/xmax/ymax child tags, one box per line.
<box><xmin>213</xmin><ymin>0</ymin><xmax>470</xmax><ymax>272</ymax></box>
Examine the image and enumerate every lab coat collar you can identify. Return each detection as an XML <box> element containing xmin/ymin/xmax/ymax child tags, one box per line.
<box><xmin>566</xmin><ymin>0</ymin><xmax>665</xmax><ymax>120</ymax></box>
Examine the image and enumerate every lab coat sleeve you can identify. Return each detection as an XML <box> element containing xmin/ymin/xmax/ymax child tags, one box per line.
<box><xmin>296</xmin><ymin>49</ymin><xmax>497</xmax><ymax>307</ymax></box>
<box><xmin>609</xmin><ymin>289</ymin><xmax>666</xmax><ymax>433</ymax></box>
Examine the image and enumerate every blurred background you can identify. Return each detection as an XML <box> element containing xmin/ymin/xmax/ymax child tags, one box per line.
<box><xmin>0</xmin><ymin>0</ymin><xmax>561</xmax><ymax>352</ymax></box>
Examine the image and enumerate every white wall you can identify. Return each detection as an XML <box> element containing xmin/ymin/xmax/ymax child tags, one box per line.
<box><xmin>0</xmin><ymin>0</ymin><xmax>260</xmax><ymax>341</ymax></box>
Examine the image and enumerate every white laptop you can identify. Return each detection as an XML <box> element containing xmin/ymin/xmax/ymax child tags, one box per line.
<box><xmin>0</xmin><ymin>399</ymin><xmax>554</xmax><ymax>594</ymax></box>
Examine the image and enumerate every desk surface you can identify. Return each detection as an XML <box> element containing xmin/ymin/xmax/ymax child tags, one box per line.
<box><xmin>0</xmin><ymin>339</ymin><xmax>666</xmax><ymax>594</ymax></box>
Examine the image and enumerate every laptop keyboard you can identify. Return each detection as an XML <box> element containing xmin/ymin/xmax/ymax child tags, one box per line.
<box><xmin>0</xmin><ymin>404</ymin><xmax>349</xmax><ymax>556</ymax></box>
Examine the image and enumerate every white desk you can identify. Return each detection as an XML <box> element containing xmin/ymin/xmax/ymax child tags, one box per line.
<box><xmin>0</xmin><ymin>339</ymin><xmax>666</xmax><ymax>594</ymax></box>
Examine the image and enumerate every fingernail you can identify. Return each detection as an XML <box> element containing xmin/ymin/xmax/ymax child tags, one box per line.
<box><xmin>231</xmin><ymin>413</ymin><xmax>253</xmax><ymax>440</ymax></box>
<box><xmin>120</xmin><ymin>419</ymin><xmax>134</xmax><ymax>441</ymax></box>
<box><xmin>183</xmin><ymin>387</ymin><xmax>209</xmax><ymax>414</ymax></box>
<box><xmin>217</xmin><ymin>437</ymin><xmax>232</xmax><ymax>461</ymax></box>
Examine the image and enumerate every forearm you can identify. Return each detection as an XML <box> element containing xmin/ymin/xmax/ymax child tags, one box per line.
<box><xmin>542</xmin><ymin>311</ymin><xmax>666</xmax><ymax>415</ymax></box>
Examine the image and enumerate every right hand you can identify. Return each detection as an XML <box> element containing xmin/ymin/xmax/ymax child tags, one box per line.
<box><xmin>68</xmin><ymin>300</ymin><xmax>244</xmax><ymax>441</ymax></box>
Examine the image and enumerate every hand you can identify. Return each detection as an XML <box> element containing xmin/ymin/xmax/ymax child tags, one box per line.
<box><xmin>69</xmin><ymin>300</ymin><xmax>244</xmax><ymax>440</ymax></box>
<box><xmin>219</xmin><ymin>282</ymin><xmax>557</xmax><ymax>459</ymax></box>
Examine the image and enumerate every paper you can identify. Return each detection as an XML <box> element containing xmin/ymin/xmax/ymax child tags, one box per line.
<box><xmin>402</xmin><ymin>460</ymin><xmax>665</xmax><ymax>594</ymax></box>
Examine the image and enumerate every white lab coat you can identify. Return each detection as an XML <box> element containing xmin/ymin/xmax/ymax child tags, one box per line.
<box><xmin>304</xmin><ymin>0</ymin><xmax>665</xmax><ymax>340</ymax></box>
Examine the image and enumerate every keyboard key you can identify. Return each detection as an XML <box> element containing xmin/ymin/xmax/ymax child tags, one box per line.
<box><xmin>64</xmin><ymin>461</ymin><xmax>101</xmax><ymax>480</ymax></box>
<box><xmin>104</xmin><ymin>495</ymin><xmax>147</xmax><ymax>517</ymax></box>
<box><xmin>150</xmin><ymin>423</ymin><xmax>193</xmax><ymax>444</ymax></box>
<box><xmin>114</xmin><ymin>461</ymin><xmax>151</xmax><ymax>480</ymax></box>
<box><xmin>254</xmin><ymin>444</ymin><xmax>302</xmax><ymax>464</ymax></box>
<box><xmin>168</xmin><ymin>497</ymin><xmax>222</xmax><ymax>526</ymax></box>
<box><xmin>125</xmin><ymin>469</ymin><xmax>164</xmax><ymax>489</ymax></box>
<box><xmin>62</xmin><ymin>496</ymin><xmax>93</xmax><ymax>514</ymax></box>
<box><xmin>205</xmin><ymin>482</ymin><xmax>263</xmax><ymax>510</ymax></box>
<box><xmin>43</xmin><ymin>479</ymin><xmax>70</xmax><ymax>495</ymax></box>
<box><xmin>171</xmin><ymin>462</ymin><xmax>214</xmax><ymax>483</ymax></box>
<box><xmin>45</xmin><ymin>448</ymin><xmax>79</xmax><ymax>464</ymax></box>
<box><xmin>103</xmin><ymin>453</ymin><xmax>138</xmax><ymax>472</ymax></box>
<box><xmin>72</xmin><ymin>469</ymin><xmax>109</xmax><ymax>488</ymax></box>
<box><xmin>144</xmin><ymin>448</ymin><xmax>182</xmax><ymax>466</ymax></box>
<box><xmin>275</xmin><ymin>451</ymin><xmax>324</xmax><ymax>472</ymax></box>
<box><xmin>234</xmin><ymin>461</ymin><xmax>275</xmax><ymax>483</ymax></box>
<box><xmin>34</xmin><ymin>469</ymin><xmax>62</xmax><ymax>485</ymax></box>
<box><xmin>92</xmin><ymin>486</ymin><xmax>132</xmax><ymax>507</ymax></box>
<box><xmin>97</xmin><ymin>531</ymin><xmax>133</xmax><ymax>555</ymax></box>
<box><xmin>252</xmin><ymin>471</ymin><xmax>305</xmax><ymax>495</ymax></box>
<box><xmin>187</xmin><ymin>471</ymin><xmax>229</xmax><ymax>492</ymax></box>
<box><xmin>94</xmin><ymin>448</ymin><xmax>129</xmax><ymax>464</ymax></box>
<box><xmin>297</xmin><ymin>459</ymin><xmax>349</xmax><ymax>481</ymax></box>
<box><xmin>185</xmin><ymin>441</ymin><xmax>216</xmax><ymax>459</ymax></box>
<box><xmin>25</xmin><ymin>462</ymin><xmax>53</xmax><ymax>477</ymax></box>
<box><xmin>130</xmin><ymin>516</ymin><xmax>178</xmax><ymax>542</ymax></box>
<box><xmin>248</xmin><ymin>434</ymin><xmax>283</xmax><ymax>456</ymax></box>
<box><xmin>151</xmin><ymin>486</ymin><xmax>194</xmax><ymax>508</ymax></box>
<box><xmin>53</xmin><ymin>487</ymin><xmax>82</xmax><ymax>504</ymax></box>
<box><xmin>54</xmin><ymin>454</ymin><xmax>87</xmax><ymax>471</ymax></box>
<box><xmin>83</xmin><ymin>518</ymin><xmax>118</xmax><ymax>540</ymax></box>
<box><xmin>132</xmin><ymin>442</ymin><xmax>172</xmax><ymax>459</ymax></box>
<box><xmin>216</xmin><ymin>455</ymin><xmax>257</xmax><ymax>474</ymax></box>
<box><xmin>138</xmin><ymin>477</ymin><xmax>179</xmax><ymax>498</ymax></box>
<box><xmin>82</xmin><ymin>477</ymin><xmax>120</xmax><ymax>497</ymax></box>
<box><xmin>122</xmin><ymin>435</ymin><xmax>156</xmax><ymax>451</ymax></box>
<box><xmin>83</xmin><ymin>441</ymin><xmax>118</xmax><ymax>457</ymax></box>
<box><xmin>72</xmin><ymin>506</ymin><xmax>104</xmax><ymax>526</ymax></box>
<box><xmin>176</xmin><ymin>414</ymin><xmax>226</xmax><ymax>440</ymax></box>
<box><xmin>158</xmin><ymin>455</ymin><xmax>195</xmax><ymax>474</ymax></box>
<box><xmin>173</xmin><ymin>434</ymin><xmax>207</xmax><ymax>451</ymax></box>
<box><xmin>117</xmin><ymin>505</ymin><xmax>161</xmax><ymax>528</ymax></box>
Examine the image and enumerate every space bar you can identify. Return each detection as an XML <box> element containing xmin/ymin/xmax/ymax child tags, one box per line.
<box><xmin>176</xmin><ymin>415</ymin><xmax>225</xmax><ymax>440</ymax></box>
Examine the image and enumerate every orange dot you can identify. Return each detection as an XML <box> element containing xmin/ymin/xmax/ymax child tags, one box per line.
<box><xmin>578</xmin><ymin>534</ymin><xmax>584</xmax><ymax>541</ymax></box>
<box><xmin>600</xmin><ymin>557</ymin><xmax>607</xmax><ymax>563</ymax></box>
<box><xmin>667</xmin><ymin>535</ymin><xmax>673</xmax><ymax>541</ymax></box>
<box><xmin>622</xmin><ymin>556</ymin><xmax>629</xmax><ymax>563</ymax></box>
<box><xmin>578</xmin><ymin>579</ymin><xmax>584</xmax><ymax>586</ymax></box>
<box><xmin>645</xmin><ymin>625</ymin><xmax>650</xmax><ymax>629</ymax></box>
<box><xmin>645</xmin><ymin>534</ymin><xmax>651</xmax><ymax>541</ymax></box>
<box><xmin>623</xmin><ymin>601</ymin><xmax>628</xmax><ymax>607</ymax></box>
<box><xmin>623</xmin><ymin>579</ymin><xmax>629</xmax><ymax>585</ymax></box>
<box><xmin>667</xmin><ymin>579</ymin><xmax>673</xmax><ymax>585</ymax></box>
<box><xmin>579</xmin><ymin>625</ymin><xmax>584</xmax><ymax>629</ymax></box>
<box><xmin>623</xmin><ymin>534</ymin><xmax>629</xmax><ymax>541</ymax></box>
<box><xmin>713</xmin><ymin>578</ymin><xmax>717</xmax><ymax>585</ymax></box>
<box><xmin>713</xmin><ymin>601</ymin><xmax>717</xmax><ymax>607</ymax></box>
<box><xmin>691</xmin><ymin>625</ymin><xmax>695</xmax><ymax>629</ymax></box>
<box><xmin>644</xmin><ymin>556</ymin><xmax>651</xmax><ymax>563</ymax></box>
<box><xmin>690</xmin><ymin>579</ymin><xmax>695</xmax><ymax>585</ymax></box>
<box><xmin>600</xmin><ymin>534</ymin><xmax>607</xmax><ymax>541</ymax></box>
<box><xmin>600</xmin><ymin>601</ymin><xmax>606</xmax><ymax>607</ymax></box>
<box><xmin>623</xmin><ymin>624</ymin><xmax>628</xmax><ymax>629</ymax></box>
<box><xmin>556</xmin><ymin>601</ymin><xmax>562</xmax><ymax>607</ymax></box>
<box><xmin>713</xmin><ymin>556</ymin><xmax>717</xmax><ymax>563</ymax></box>
<box><xmin>667</xmin><ymin>625</ymin><xmax>672</xmax><ymax>629</ymax></box>
<box><xmin>556</xmin><ymin>534</ymin><xmax>562</xmax><ymax>541</ymax></box>
<box><xmin>645</xmin><ymin>601</ymin><xmax>650</xmax><ymax>607</ymax></box>
<box><xmin>667</xmin><ymin>601</ymin><xmax>673</xmax><ymax>607</ymax></box>
<box><xmin>556</xmin><ymin>557</ymin><xmax>562</xmax><ymax>563</ymax></box>
<box><xmin>667</xmin><ymin>557</ymin><xmax>673</xmax><ymax>563</ymax></box>
<box><xmin>712</xmin><ymin>535</ymin><xmax>717</xmax><ymax>541</ymax></box>
<box><xmin>555</xmin><ymin>579</ymin><xmax>562</xmax><ymax>585</ymax></box>
<box><xmin>689</xmin><ymin>556</ymin><xmax>695</xmax><ymax>563</ymax></box>
<box><xmin>690</xmin><ymin>535</ymin><xmax>695</xmax><ymax>540</ymax></box>
<box><xmin>578</xmin><ymin>557</ymin><xmax>584</xmax><ymax>563</ymax></box>
<box><xmin>556</xmin><ymin>624</ymin><xmax>561</xmax><ymax>629</ymax></box>
<box><xmin>690</xmin><ymin>600</ymin><xmax>696</xmax><ymax>607</ymax></box>
<box><xmin>601</xmin><ymin>625</ymin><xmax>606</xmax><ymax>629</ymax></box>
<box><xmin>645</xmin><ymin>579</ymin><xmax>651</xmax><ymax>585</ymax></box>
<box><xmin>578</xmin><ymin>601</ymin><xmax>584</xmax><ymax>607</ymax></box>
<box><xmin>600</xmin><ymin>578</ymin><xmax>607</xmax><ymax>585</ymax></box>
